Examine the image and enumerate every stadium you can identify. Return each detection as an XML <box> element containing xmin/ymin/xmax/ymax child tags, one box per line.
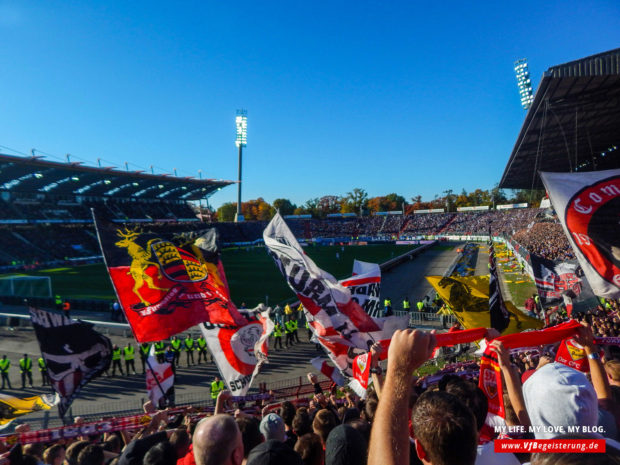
<box><xmin>0</xmin><ymin>42</ymin><xmax>619</xmax><ymax>465</ymax></box>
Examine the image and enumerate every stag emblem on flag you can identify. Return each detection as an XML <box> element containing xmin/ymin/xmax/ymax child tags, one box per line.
<box><xmin>114</xmin><ymin>227</ymin><xmax>169</xmax><ymax>306</ymax></box>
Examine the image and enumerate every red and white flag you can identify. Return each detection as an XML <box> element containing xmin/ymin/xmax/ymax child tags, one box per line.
<box><xmin>311</xmin><ymin>357</ymin><xmax>345</xmax><ymax>386</ymax></box>
<box><xmin>201</xmin><ymin>309</ymin><xmax>273</xmax><ymax>396</ymax></box>
<box><xmin>264</xmin><ymin>214</ymin><xmax>381</xmax><ymax>349</ymax></box>
<box><xmin>340</xmin><ymin>261</ymin><xmax>382</xmax><ymax>317</ymax></box>
<box><xmin>146</xmin><ymin>345</ymin><xmax>174</xmax><ymax>409</ymax></box>
<box><xmin>540</xmin><ymin>169</ymin><xmax>620</xmax><ymax>299</ymax></box>
<box><xmin>349</xmin><ymin>351</ymin><xmax>373</xmax><ymax>397</ymax></box>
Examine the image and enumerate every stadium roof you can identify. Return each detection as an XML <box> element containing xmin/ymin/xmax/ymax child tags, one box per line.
<box><xmin>500</xmin><ymin>48</ymin><xmax>620</xmax><ymax>189</ymax></box>
<box><xmin>0</xmin><ymin>153</ymin><xmax>234</xmax><ymax>201</ymax></box>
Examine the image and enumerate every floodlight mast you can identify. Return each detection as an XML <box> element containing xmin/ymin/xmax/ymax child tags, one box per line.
<box><xmin>514</xmin><ymin>58</ymin><xmax>534</xmax><ymax>110</ymax></box>
<box><xmin>235</xmin><ymin>109</ymin><xmax>247</xmax><ymax>222</ymax></box>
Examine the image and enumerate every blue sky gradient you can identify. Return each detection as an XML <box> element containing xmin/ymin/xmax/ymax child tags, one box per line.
<box><xmin>1</xmin><ymin>1</ymin><xmax>619</xmax><ymax>207</ymax></box>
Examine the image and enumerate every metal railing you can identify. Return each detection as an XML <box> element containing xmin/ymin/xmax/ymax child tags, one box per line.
<box><xmin>393</xmin><ymin>310</ymin><xmax>456</xmax><ymax>328</ymax></box>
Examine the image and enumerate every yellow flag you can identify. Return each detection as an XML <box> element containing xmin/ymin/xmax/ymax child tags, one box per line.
<box><xmin>426</xmin><ymin>275</ymin><xmax>542</xmax><ymax>334</ymax></box>
<box><xmin>0</xmin><ymin>393</ymin><xmax>58</xmax><ymax>428</ymax></box>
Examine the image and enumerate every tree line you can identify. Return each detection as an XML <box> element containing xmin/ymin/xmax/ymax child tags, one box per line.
<box><xmin>214</xmin><ymin>187</ymin><xmax>546</xmax><ymax>222</ymax></box>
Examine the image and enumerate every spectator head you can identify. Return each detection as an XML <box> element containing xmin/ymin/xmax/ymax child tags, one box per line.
<box><xmin>170</xmin><ymin>428</ymin><xmax>191</xmax><ymax>460</ymax></box>
<box><xmin>236</xmin><ymin>416</ymin><xmax>263</xmax><ymax>458</ymax></box>
<box><xmin>143</xmin><ymin>442</ymin><xmax>177</xmax><ymax>465</ymax></box>
<box><xmin>441</xmin><ymin>378</ymin><xmax>488</xmax><ymax>432</ymax></box>
<box><xmin>246</xmin><ymin>439</ymin><xmax>303</xmax><ymax>465</ymax></box>
<box><xmin>605</xmin><ymin>359</ymin><xmax>620</xmax><ymax>386</ymax></box>
<box><xmin>325</xmin><ymin>424</ymin><xmax>367</xmax><ymax>465</ymax></box>
<box><xmin>22</xmin><ymin>456</ymin><xmax>38</xmax><ymax>465</ymax></box>
<box><xmin>341</xmin><ymin>408</ymin><xmax>360</xmax><ymax>424</ymax></box>
<box><xmin>312</xmin><ymin>409</ymin><xmax>338</xmax><ymax>446</ymax></box>
<box><xmin>77</xmin><ymin>444</ymin><xmax>104</xmax><ymax>465</ymax></box>
<box><xmin>259</xmin><ymin>414</ymin><xmax>285</xmax><ymax>442</ymax></box>
<box><xmin>43</xmin><ymin>444</ymin><xmax>65</xmax><ymax>465</ymax></box>
<box><xmin>292</xmin><ymin>410</ymin><xmax>312</xmax><ymax>437</ymax></box>
<box><xmin>65</xmin><ymin>441</ymin><xmax>91</xmax><ymax>465</ymax></box>
<box><xmin>102</xmin><ymin>434</ymin><xmax>122</xmax><ymax>454</ymax></box>
<box><xmin>193</xmin><ymin>414</ymin><xmax>243</xmax><ymax>465</ymax></box>
<box><xmin>411</xmin><ymin>391</ymin><xmax>477</xmax><ymax>465</ymax></box>
<box><xmin>362</xmin><ymin>397</ymin><xmax>378</xmax><ymax>424</ymax></box>
<box><xmin>23</xmin><ymin>443</ymin><xmax>45</xmax><ymax>460</ymax></box>
<box><xmin>278</xmin><ymin>401</ymin><xmax>296</xmax><ymax>429</ymax></box>
<box><xmin>294</xmin><ymin>433</ymin><xmax>323</xmax><ymax>465</ymax></box>
<box><xmin>523</xmin><ymin>363</ymin><xmax>598</xmax><ymax>439</ymax></box>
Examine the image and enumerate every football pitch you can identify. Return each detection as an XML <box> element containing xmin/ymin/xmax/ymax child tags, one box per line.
<box><xmin>2</xmin><ymin>244</ymin><xmax>421</xmax><ymax>306</ymax></box>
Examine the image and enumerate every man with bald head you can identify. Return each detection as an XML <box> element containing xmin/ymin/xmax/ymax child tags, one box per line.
<box><xmin>193</xmin><ymin>414</ymin><xmax>244</xmax><ymax>465</ymax></box>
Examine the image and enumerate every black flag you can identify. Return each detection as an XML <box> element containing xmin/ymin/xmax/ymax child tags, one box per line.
<box><xmin>29</xmin><ymin>307</ymin><xmax>112</xmax><ymax>417</ymax></box>
<box><xmin>488</xmin><ymin>244</ymin><xmax>510</xmax><ymax>332</ymax></box>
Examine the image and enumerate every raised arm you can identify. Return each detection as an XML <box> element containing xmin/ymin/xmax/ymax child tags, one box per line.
<box><xmin>489</xmin><ymin>340</ymin><xmax>530</xmax><ymax>427</ymax></box>
<box><xmin>368</xmin><ymin>329</ymin><xmax>436</xmax><ymax>465</ymax></box>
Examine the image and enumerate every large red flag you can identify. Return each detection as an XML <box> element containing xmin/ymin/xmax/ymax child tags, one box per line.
<box><xmin>93</xmin><ymin>212</ymin><xmax>246</xmax><ymax>342</ymax></box>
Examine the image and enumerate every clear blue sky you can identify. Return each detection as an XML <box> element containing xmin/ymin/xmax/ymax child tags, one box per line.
<box><xmin>1</xmin><ymin>1</ymin><xmax>618</xmax><ymax>208</ymax></box>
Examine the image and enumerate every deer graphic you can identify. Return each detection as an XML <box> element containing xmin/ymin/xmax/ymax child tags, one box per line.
<box><xmin>115</xmin><ymin>227</ymin><xmax>169</xmax><ymax>306</ymax></box>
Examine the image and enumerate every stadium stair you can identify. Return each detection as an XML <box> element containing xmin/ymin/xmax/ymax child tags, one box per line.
<box><xmin>436</xmin><ymin>214</ymin><xmax>458</xmax><ymax>235</ymax></box>
<box><xmin>398</xmin><ymin>217</ymin><xmax>412</xmax><ymax>237</ymax></box>
<box><xmin>10</xmin><ymin>231</ymin><xmax>52</xmax><ymax>260</ymax></box>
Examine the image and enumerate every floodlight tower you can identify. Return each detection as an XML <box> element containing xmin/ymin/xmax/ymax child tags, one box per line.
<box><xmin>235</xmin><ymin>109</ymin><xmax>247</xmax><ymax>222</ymax></box>
<box><xmin>514</xmin><ymin>58</ymin><xmax>534</xmax><ymax>110</ymax></box>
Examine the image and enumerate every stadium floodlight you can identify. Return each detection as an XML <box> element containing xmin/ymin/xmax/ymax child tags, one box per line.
<box><xmin>235</xmin><ymin>109</ymin><xmax>248</xmax><ymax>148</ymax></box>
<box><xmin>235</xmin><ymin>109</ymin><xmax>247</xmax><ymax>222</ymax></box>
<box><xmin>514</xmin><ymin>58</ymin><xmax>534</xmax><ymax>110</ymax></box>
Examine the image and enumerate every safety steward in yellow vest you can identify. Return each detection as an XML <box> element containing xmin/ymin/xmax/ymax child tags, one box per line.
<box><xmin>291</xmin><ymin>318</ymin><xmax>300</xmax><ymax>343</ymax></box>
<box><xmin>0</xmin><ymin>355</ymin><xmax>12</xmax><ymax>389</ymax></box>
<box><xmin>38</xmin><ymin>357</ymin><xmax>50</xmax><ymax>386</ymax></box>
<box><xmin>211</xmin><ymin>376</ymin><xmax>225</xmax><ymax>401</ymax></box>
<box><xmin>154</xmin><ymin>341</ymin><xmax>165</xmax><ymax>363</ymax></box>
<box><xmin>124</xmin><ymin>343</ymin><xmax>136</xmax><ymax>375</ymax></box>
<box><xmin>19</xmin><ymin>354</ymin><xmax>33</xmax><ymax>388</ymax></box>
<box><xmin>285</xmin><ymin>319</ymin><xmax>295</xmax><ymax>347</ymax></box>
<box><xmin>196</xmin><ymin>335</ymin><xmax>208</xmax><ymax>364</ymax></box>
<box><xmin>184</xmin><ymin>334</ymin><xmax>195</xmax><ymax>366</ymax></box>
<box><xmin>111</xmin><ymin>345</ymin><xmax>124</xmax><ymax>376</ymax></box>
<box><xmin>384</xmin><ymin>298</ymin><xmax>393</xmax><ymax>317</ymax></box>
<box><xmin>403</xmin><ymin>298</ymin><xmax>411</xmax><ymax>311</ymax></box>
<box><xmin>139</xmin><ymin>343</ymin><xmax>151</xmax><ymax>374</ymax></box>
<box><xmin>272</xmin><ymin>323</ymin><xmax>283</xmax><ymax>351</ymax></box>
<box><xmin>170</xmin><ymin>336</ymin><xmax>182</xmax><ymax>366</ymax></box>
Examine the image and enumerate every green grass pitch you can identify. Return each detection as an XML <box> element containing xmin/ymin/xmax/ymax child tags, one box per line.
<box><xmin>1</xmin><ymin>244</ymin><xmax>419</xmax><ymax>306</ymax></box>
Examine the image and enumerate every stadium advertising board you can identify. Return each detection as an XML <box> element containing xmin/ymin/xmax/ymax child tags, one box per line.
<box><xmin>496</xmin><ymin>203</ymin><xmax>528</xmax><ymax>210</ymax></box>
<box><xmin>414</xmin><ymin>208</ymin><xmax>445</xmax><ymax>214</ymax></box>
<box><xmin>457</xmin><ymin>206</ymin><xmax>490</xmax><ymax>211</ymax></box>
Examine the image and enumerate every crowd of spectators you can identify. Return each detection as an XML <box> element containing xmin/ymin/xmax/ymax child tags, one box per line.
<box><xmin>512</xmin><ymin>222</ymin><xmax>575</xmax><ymax>261</ymax></box>
<box><xmin>4</xmin><ymin>298</ymin><xmax>620</xmax><ymax>465</ymax></box>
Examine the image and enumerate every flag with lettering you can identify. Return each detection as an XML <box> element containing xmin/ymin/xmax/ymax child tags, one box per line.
<box><xmin>339</xmin><ymin>261</ymin><xmax>382</xmax><ymax>318</ymax></box>
<box><xmin>93</xmin><ymin>211</ymin><xmax>247</xmax><ymax>342</ymax></box>
<box><xmin>264</xmin><ymin>213</ymin><xmax>380</xmax><ymax>349</ymax></box>
<box><xmin>29</xmin><ymin>307</ymin><xmax>112</xmax><ymax>418</ymax></box>
<box><xmin>540</xmin><ymin>169</ymin><xmax>620</xmax><ymax>299</ymax></box>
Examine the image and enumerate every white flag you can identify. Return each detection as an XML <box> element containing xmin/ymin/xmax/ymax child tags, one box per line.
<box><xmin>264</xmin><ymin>213</ymin><xmax>380</xmax><ymax>349</ymax></box>
<box><xmin>146</xmin><ymin>345</ymin><xmax>174</xmax><ymax>409</ymax></box>
<box><xmin>201</xmin><ymin>309</ymin><xmax>272</xmax><ymax>396</ymax></box>
<box><xmin>540</xmin><ymin>169</ymin><xmax>620</xmax><ymax>299</ymax></box>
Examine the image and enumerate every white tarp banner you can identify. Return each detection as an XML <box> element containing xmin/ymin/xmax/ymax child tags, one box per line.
<box><xmin>540</xmin><ymin>169</ymin><xmax>620</xmax><ymax>299</ymax></box>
